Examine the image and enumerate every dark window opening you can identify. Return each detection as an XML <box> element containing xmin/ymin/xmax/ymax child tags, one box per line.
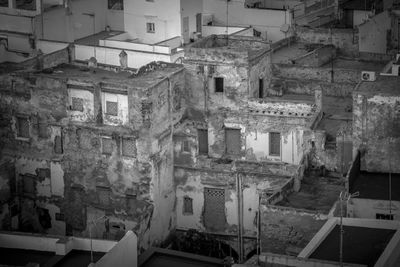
<box><xmin>376</xmin><ymin>213</ymin><xmax>394</xmax><ymax>220</ymax></box>
<box><xmin>71</xmin><ymin>97</ymin><xmax>84</xmax><ymax>112</ymax></box>
<box><xmin>21</xmin><ymin>174</ymin><xmax>36</xmax><ymax>198</ymax></box>
<box><xmin>215</xmin><ymin>77</ymin><xmax>224</xmax><ymax>93</ymax></box>
<box><xmin>102</xmin><ymin>137</ymin><xmax>113</xmax><ymax>155</ymax></box>
<box><xmin>122</xmin><ymin>138</ymin><xmax>136</xmax><ymax>157</ymax></box>
<box><xmin>16</xmin><ymin>117</ymin><xmax>29</xmax><ymax>138</ymax></box>
<box><xmin>55</xmin><ymin>213</ymin><xmax>65</xmax><ymax>221</ymax></box>
<box><xmin>108</xmin><ymin>0</ymin><xmax>123</xmax><ymax>10</ymax></box>
<box><xmin>225</xmin><ymin>128</ymin><xmax>241</xmax><ymax>155</ymax></box>
<box><xmin>182</xmin><ymin>140</ymin><xmax>190</xmax><ymax>153</ymax></box>
<box><xmin>198</xmin><ymin>129</ymin><xmax>208</xmax><ymax>155</ymax></box>
<box><xmin>147</xmin><ymin>22</ymin><xmax>155</xmax><ymax>33</ymax></box>
<box><xmin>269</xmin><ymin>132</ymin><xmax>281</xmax><ymax>156</ymax></box>
<box><xmin>54</xmin><ymin>135</ymin><xmax>63</xmax><ymax>154</ymax></box>
<box><xmin>259</xmin><ymin>78</ymin><xmax>264</xmax><ymax>98</ymax></box>
<box><xmin>106</xmin><ymin>101</ymin><xmax>118</xmax><ymax>116</ymax></box>
<box><xmin>183</xmin><ymin>196</ymin><xmax>193</xmax><ymax>215</ymax></box>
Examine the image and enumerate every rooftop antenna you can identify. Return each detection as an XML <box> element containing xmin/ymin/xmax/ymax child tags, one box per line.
<box><xmin>226</xmin><ymin>0</ymin><xmax>229</xmax><ymax>46</ymax></box>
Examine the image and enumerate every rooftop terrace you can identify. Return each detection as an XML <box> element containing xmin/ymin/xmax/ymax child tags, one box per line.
<box><xmin>355</xmin><ymin>75</ymin><xmax>400</xmax><ymax>95</ymax></box>
<box><xmin>276</xmin><ymin>173</ymin><xmax>344</xmax><ymax>213</ymax></box>
<box><xmin>34</xmin><ymin>62</ymin><xmax>184</xmax><ymax>89</ymax></box>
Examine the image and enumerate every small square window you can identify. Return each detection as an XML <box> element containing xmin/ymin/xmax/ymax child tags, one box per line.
<box><xmin>215</xmin><ymin>77</ymin><xmax>224</xmax><ymax>93</ymax></box>
<box><xmin>106</xmin><ymin>101</ymin><xmax>118</xmax><ymax>116</ymax></box>
<box><xmin>71</xmin><ymin>97</ymin><xmax>84</xmax><ymax>112</ymax></box>
<box><xmin>182</xmin><ymin>140</ymin><xmax>190</xmax><ymax>153</ymax></box>
<box><xmin>183</xmin><ymin>196</ymin><xmax>193</xmax><ymax>215</ymax></box>
<box><xmin>122</xmin><ymin>138</ymin><xmax>136</xmax><ymax>157</ymax></box>
<box><xmin>108</xmin><ymin>0</ymin><xmax>123</xmax><ymax>10</ymax></box>
<box><xmin>102</xmin><ymin>137</ymin><xmax>113</xmax><ymax>155</ymax></box>
<box><xmin>147</xmin><ymin>23</ymin><xmax>155</xmax><ymax>33</ymax></box>
<box><xmin>16</xmin><ymin>117</ymin><xmax>29</xmax><ymax>138</ymax></box>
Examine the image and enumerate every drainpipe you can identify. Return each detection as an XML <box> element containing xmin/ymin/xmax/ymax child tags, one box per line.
<box><xmin>236</xmin><ymin>171</ymin><xmax>244</xmax><ymax>263</ymax></box>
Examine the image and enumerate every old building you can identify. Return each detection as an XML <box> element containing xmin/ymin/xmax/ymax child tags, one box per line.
<box><xmin>0</xmin><ymin>59</ymin><xmax>186</xmax><ymax>251</ymax></box>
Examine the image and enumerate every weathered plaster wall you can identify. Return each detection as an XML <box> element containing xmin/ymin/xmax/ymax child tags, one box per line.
<box><xmin>353</xmin><ymin>92</ymin><xmax>400</xmax><ymax>173</ymax></box>
<box><xmin>260</xmin><ymin>205</ymin><xmax>327</xmax><ymax>254</ymax></box>
<box><xmin>358</xmin><ymin>11</ymin><xmax>391</xmax><ymax>54</ymax></box>
<box><xmin>295</xmin><ymin>26</ymin><xmax>359</xmax><ymax>57</ymax></box>
<box><xmin>348</xmin><ymin>198</ymin><xmax>400</xmax><ymax>221</ymax></box>
<box><xmin>175</xmin><ymin>166</ymin><xmax>292</xmax><ymax>236</ymax></box>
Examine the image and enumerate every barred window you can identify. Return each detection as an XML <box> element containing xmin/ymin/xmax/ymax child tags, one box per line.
<box><xmin>108</xmin><ymin>0</ymin><xmax>123</xmax><ymax>10</ymax></box>
<box><xmin>102</xmin><ymin>137</ymin><xmax>113</xmax><ymax>155</ymax></box>
<box><xmin>71</xmin><ymin>97</ymin><xmax>84</xmax><ymax>112</ymax></box>
<box><xmin>183</xmin><ymin>196</ymin><xmax>193</xmax><ymax>215</ymax></box>
<box><xmin>17</xmin><ymin>117</ymin><xmax>29</xmax><ymax>138</ymax></box>
<box><xmin>122</xmin><ymin>138</ymin><xmax>136</xmax><ymax>157</ymax></box>
<box><xmin>182</xmin><ymin>140</ymin><xmax>190</xmax><ymax>153</ymax></box>
<box><xmin>106</xmin><ymin>101</ymin><xmax>118</xmax><ymax>116</ymax></box>
<box><xmin>204</xmin><ymin>188</ymin><xmax>225</xmax><ymax>231</ymax></box>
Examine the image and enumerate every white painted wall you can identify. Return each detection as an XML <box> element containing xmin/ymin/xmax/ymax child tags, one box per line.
<box><xmin>74</xmin><ymin>44</ymin><xmax>175</xmax><ymax>69</ymax></box>
<box><xmin>67</xmin><ymin>88</ymin><xmax>95</xmax><ymax>122</ymax></box>
<box><xmin>245</xmin><ymin>129</ymin><xmax>303</xmax><ymax>164</ymax></box>
<box><xmin>123</xmin><ymin>0</ymin><xmax>181</xmax><ymax>44</ymax></box>
<box><xmin>181</xmin><ymin>0</ymin><xmax>203</xmax><ymax>41</ymax></box>
<box><xmin>102</xmin><ymin>92</ymin><xmax>129</xmax><ymax>126</ymax></box>
<box><xmin>0</xmin><ymin>14</ymin><xmax>34</xmax><ymax>34</ymax></box>
<box><xmin>202</xmin><ymin>25</ymin><xmax>248</xmax><ymax>36</ymax></box>
<box><xmin>202</xmin><ymin>0</ymin><xmax>291</xmax><ymax>42</ymax></box>
<box><xmin>50</xmin><ymin>162</ymin><xmax>64</xmax><ymax>197</ymax></box>
<box><xmin>349</xmin><ymin>198</ymin><xmax>400</xmax><ymax>221</ymax></box>
<box><xmin>37</xmin><ymin>40</ymin><xmax>69</xmax><ymax>54</ymax></box>
<box><xmin>358</xmin><ymin>11</ymin><xmax>391</xmax><ymax>54</ymax></box>
<box><xmin>99</xmin><ymin>39</ymin><xmax>171</xmax><ymax>54</ymax></box>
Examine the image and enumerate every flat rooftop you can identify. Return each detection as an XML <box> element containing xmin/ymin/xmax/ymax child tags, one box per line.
<box><xmin>276</xmin><ymin>173</ymin><xmax>344</xmax><ymax>213</ymax></box>
<box><xmin>75</xmin><ymin>31</ymin><xmax>124</xmax><ymax>46</ymax></box>
<box><xmin>351</xmin><ymin>171</ymin><xmax>400</xmax><ymax>201</ymax></box>
<box><xmin>139</xmin><ymin>248</ymin><xmax>224</xmax><ymax>267</ymax></box>
<box><xmin>187</xmin><ymin>35</ymin><xmax>269</xmax><ymax>51</ymax></box>
<box><xmin>310</xmin><ymin>225</ymin><xmax>395</xmax><ymax>266</ymax></box>
<box><xmin>36</xmin><ymin>62</ymin><xmax>183</xmax><ymax>89</ymax></box>
<box><xmin>355</xmin><ymin>75</ymin><xmax>400</xmax><ymax>96</ymax></box>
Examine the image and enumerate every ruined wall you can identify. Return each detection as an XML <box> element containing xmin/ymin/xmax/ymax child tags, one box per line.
<box><xmin>295</xmin><ymin>26</ymin><xmax>359</xmax><ymax>57</ymax></box>
<box><xmin>353</xmin><ymin>92</ymin><xmax>400</xmax><ymax>173</ymax></box>
<box><xmin>0</xmin><ymin>65</ymin><xmax>185</xmax><ymax>250</ymax></box>
<box><xmin>175</xmin><ymin>166</ymin><xmax>292</xmax><ymax>237</ymax></box>
<box><xmin>260</xmin><ymin>205</ymin><xmax>327</xmax><ymax>254</ymax></box>
<box><xmin>293</xmin><ymin>45</ymin><xmax>336</xmax><ymax>68</ymax></box>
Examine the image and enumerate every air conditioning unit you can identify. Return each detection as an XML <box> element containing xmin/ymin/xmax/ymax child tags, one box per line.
<box><xmin>361</xmin><ymin>71</ymin><xmax>376</xmax><ymax>81</ymax></box>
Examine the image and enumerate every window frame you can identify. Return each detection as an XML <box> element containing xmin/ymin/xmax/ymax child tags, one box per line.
<box><xmin>269</xmin><ymin>132</ymin><xmax>281</xmax><ymax>157</ymax></box>
<box><xmin>121</xmin><ymin>137</ymin><xmax>136</xmax><ymax>157</ymax></box>
<box><xmin>101</xmin><ymin>136</ymin><xmax>113</xmax><ymax>155</ymax></box>
<box><xmin>105</xmin><ymin>100</ymin><xmax>119</xmax><ymax>116</ymax></box>
<box><xmin>71</xmin><ymin>97</ymin><xmax>84</xmax><ymax>112</ymax></box>
<box><xmin>16</xmin><ymin>116</ymin><xmax>30</xmax><ymax>140</ymax></box>
<box><xmin>182</xmin><ymin>140</ymin><xmax>190</xmax><ymax>153</ymax></box>
<box><xmin>183</xmin><ymin>196</ymin><xmax>193</xmax><ymax>215</ymax></box>
<box><xmin>146</xmin><ymin>22</ymin><xmax>155</xmax><ymax>33</ymax></box>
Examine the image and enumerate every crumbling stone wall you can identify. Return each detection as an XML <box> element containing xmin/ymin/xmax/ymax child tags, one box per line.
<box><xmin>260</xmin><ymin>205</ymin><xmax>327</xmax><ymax>255</ymax></box>
<box><xmin>353</xmin><ymin>92</ymin><xmax>400</xmax><ymax>173</ymax></box>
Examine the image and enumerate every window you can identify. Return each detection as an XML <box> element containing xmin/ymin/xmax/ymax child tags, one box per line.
<box><xmin>97</xmin><ymin>186</ymin><xmax>111</xmax><ymax>206</ymax></box>
<box><xmin>198</xmin><ymin>129</ymin><xmax>208</xmax><ymax>155</ymax></box>
<box><xmin>259</xmin><ymin>78</ymin><xmax>264</xmax><ymax>98</ymax></box>
<box><xmin>16</xmin><ymin>117</ymin><xmax>29</xmax><ymax>138</ymax></box>
<box><xmin>146</xmin><ymin>0</ymin><xmax>154</xmax><ymax>2</ymax></box>
<box><xmin>54</xmin><ymin>135</ymin><xmax>63</xmax><ymax>154</ymax></box>
<box><xmin>269</xmin><ymin>132</ymin><xmax>281</xmax><ymax>156</ymax></box>
<box><xmin>71</xmin><ymin>97</ymin><xmax>84</xmax><ymax>112</ymax></box>
<box><xmin>183</xmin><ymin>196</ymin><xmax>193</xmax><ymax>215</ymax></box>
<box><xmin>55</xmin><ymin>213</ymin><xmax>65</xmax><ymax>221</ymax></box>
<box><xmin>204</xmin><ymin>188</ymin><xmax>225</xmax><ymax>231</ymax></box>
<box><xmin>376</xmin><ymin>213</ymin><xmax>394</xmax><ymax>220</ymax></box>
<box><xmin>122</xmin><ymin>138</ymin><xmax>136</xmax><ymax>157</ymax></box>
<box><xmin>21</xmin><ymin>174</ymin><xmax>36</xmax><ymax>198</ymax></box>
<box><xmin>215</xmin><ymin>77</ymin><xmax>224</xmax><ymax>93</ymax></box>
<box><xmin>225</xmin><ymin>128</ymin><xmax>240</xmax><ymax>155</ymax></box>
<box><xmin>102</xmin><ymin>137</ymin><xmax>113</xmax><ymax>155</ymax></box>
<box><xmin>106</xmin><ymin>101</ymin><xmax>118</xmax><ymax>116</ymax></box>
<box><xmin>108</xmin><ymin>0</ymin><xmax>123</xmax><ymax>10</ymax></box>
<box><xmin>147</xmin><ymin>22</ymin><xmax>155</xmax><ymax>33</ymax></box>
<box><xmin>182</xmin><ymin>140</ymin><xmax>190</xmax><ymax>153</ymax></box>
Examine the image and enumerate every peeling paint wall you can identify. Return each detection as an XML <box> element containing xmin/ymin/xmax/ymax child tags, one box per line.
<box><xmin>353</xmin><ymin>92</ymin><xmax>400</xmax><ymax>173</ymax></box>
